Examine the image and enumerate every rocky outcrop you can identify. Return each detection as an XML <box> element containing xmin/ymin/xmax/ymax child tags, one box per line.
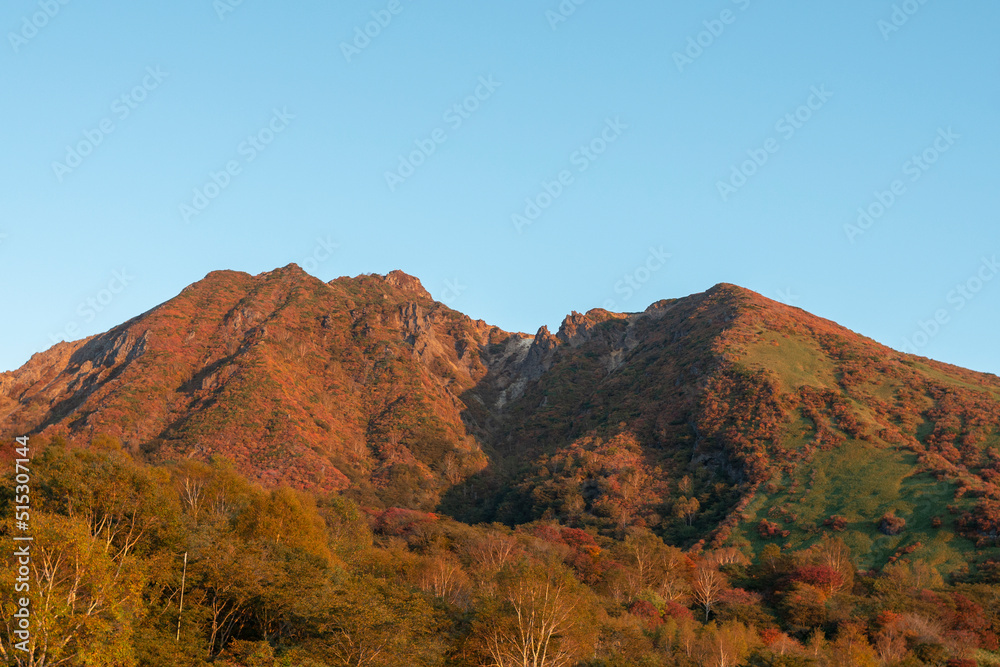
<box><xmin>382</xmin><ymin>269</ymin><xmax>432</xmax><ymax>299</ymax></box>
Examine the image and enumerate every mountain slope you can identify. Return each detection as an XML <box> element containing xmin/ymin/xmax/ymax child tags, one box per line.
<box><xmin>450</xmin><ymin>283</ymin><xmax>1000</xmax><ymax>569</ymax></box>
<box><xmin>2</xmin><ymin>267</ymin><xmax>999</xmax><ymax>570</ymax></box>
<box><xmin>1</xmin><ymin>266</ymin><xmax>518</xmax><ymax>506</ymax></box>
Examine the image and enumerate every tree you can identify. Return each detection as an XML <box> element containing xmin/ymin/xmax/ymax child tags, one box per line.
<box><xmin>781</xmin><ymin>583</ymin><xmax>827</xmax><ymax>631</ymax></box>
<box><xmin>473</xmin><ymin>561</ymin><xmax>596</xmax><ymax>667</ymax></box>
<box><xmin>790</xmin><ymin>566</ymin><xmax>843</xmax><ymax>597</ymax></box>
<box><xmin>418</xmin><ymin>552</ymin><xmax>469</xmax><ymax>605</ymax></box>
<box><xmin>675</xmin><ymin>496</ymin><xmax>701</xmax><ymax>526</ymax></box>
<box><xmin>0</xmin><ymin>512</ymin><xmax>144</xmax><ymax>667</ymax></box>
<box><xmin>958</xmin><ymin>499</ymin><xmax>1000</xmax><ymax>546</ymax></box>
<box><xmin>188</xmin><ymin>526</ymin><xmax>268</xmax><ymax>657</ymax></box>
<box><xmin>314</xmin><ymin>576</ymin><xmax>444</xmax><ymax>666</ymax></box>
<box><xmin>319</xmin><ymin>495</ymin><xmax>373</xmax><ymax>556</ymax></box>
<box><xmin>36</xmin><ymin>445</ymin><xmax>171</xmax><ymax>567</ymax></box>
<box><xmin>875</xmin><ymin>560</ymin><xmax>944</xmax><ymax>598</ymax></box>
<box><xmin>615</xmin><ymin>528</ymin><xmax>690</xmax><ymax>600</ymax></box>
<box><xmin>760</xmin><ymin>543</ymin><xmax>783</xmax><ymax>575</ymax></box>
<box><xmin>218</xmin><ymin>640</ymin><xmax>278</xmax><ymax>667</ymax></box>
<box><xmin>874</xmin><ymin>625</ymin><xmax>908</xmax><ymax>665</ymax></box>
<box><xmin>812</xmin><ymin>535</ymin><xmax>854</xmax><ymax>594</ymax></box>
<box><xmin>679</xmin><ymin>475</ymin><xmax>694</xmax><ymax>497</ymax></box>
<box><xmin>823</xmin><ymin>515</ymin><xmax>848</xmax><ymax>531</ymax></box>
<box><xmin>805</xmin><ymin>627</ymin><xmax>826</xmax><ymax>660</ymax></box>
<box><xmin>173</xmin><ymin>459</ymin><xmax>213</xmax><ymax>524</ymax></box>
<box><xmin>828</xmin><ymin>622</ymin><xmax>878</xmax><ymax>667</ymax></box>
<box><xmin>466</xmin><ymin>529</ymin><xmax>523</xmax><ymax>576</ymax></box>
<box><xmin>234</xmin><ymin>487</ymin><xmax>332</xmax><ymax>564</ymax></box>
<box><xmin>691</xmin><ymin>564</ymin><xmax>728</xmax><ymax>621</ymax></box>
<box><xmin>694</xmin><ymin>621</ymin><xmax>757</xmax><ymax>667</ymax></box>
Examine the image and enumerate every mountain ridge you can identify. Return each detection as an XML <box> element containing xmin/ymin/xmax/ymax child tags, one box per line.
<box><xmin>2</xmin><ymin>265</ymin><xmax>999</xmax><ymax>572</ymax></box>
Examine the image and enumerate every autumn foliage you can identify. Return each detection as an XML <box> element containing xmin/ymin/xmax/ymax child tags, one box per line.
<box><xmin>2</xmin><ymin>273</ymin><xmax>1000</xmax><ymax>665</ymax></box>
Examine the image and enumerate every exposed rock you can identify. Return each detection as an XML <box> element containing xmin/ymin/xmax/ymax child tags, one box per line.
<box><xmin>382</xmin><ymin>269</ymin><xmax>432</xmax><ymax>299</ymax></box>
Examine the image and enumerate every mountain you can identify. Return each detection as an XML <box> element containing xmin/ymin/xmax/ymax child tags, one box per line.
<box><xmin>2</xmin><ymin>265</ymin><xmax>999</xmax><ymax>571</ymax></box>
<box><xmin>1</xmin><ymin>266</ymin><xmax>509</xmax><ymax>508</ymax></box>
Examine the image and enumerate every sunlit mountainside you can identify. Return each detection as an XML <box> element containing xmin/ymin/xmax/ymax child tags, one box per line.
<box><xmin>2</xmin><ymin>266</ymin><xmax>999</xmax><ymax>666</ymax></box>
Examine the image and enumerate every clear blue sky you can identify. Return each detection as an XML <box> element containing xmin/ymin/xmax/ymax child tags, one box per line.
<box><xmin>2</xmin><ymin>1</ymin><xmax>998</xmax><ymax>375</ymax></box>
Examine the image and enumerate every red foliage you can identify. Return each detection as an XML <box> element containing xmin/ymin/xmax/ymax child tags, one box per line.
<box><xmin>720</xmin><ymin>587</ymin><xmax>763</xmax><ymax>606</ymax></box>
<box><xmin>958</xmin><ymin>500</ymin><xmax>1000</xmax><ymax>546</ymax></box>
<box><xmin>531</xmin><ymin>524</ymin><xmax>564</xmax><ymax>544</ymax></box>
<box><xmin>949</xmin><ymin>593</ymin><xmax>993</xmax><ymax>647</ymax></box>
<box><xmin>790</xmin><ymin>565</ymin><xmax>844</xmax><ymax>592</ymax></box>
<box><xmin>797</xmin><ymin>387</ymin><xmax>851</xmax><ymax>450</ymax></box>
<box><xmin>886</xmin><ymin>542</ymin><xmax>922</xmax><ymax>564</ymax></box>
<box><xmin>516</xmin><ymin>433</ymin><xmax>670</xmax><ymax>532</ymax></box>
<box><xmin>662</xmin><ymin>600</ymin><xmax>694</xmax><ymax>621</ymax></box>
<box><xmin>696</xmin><ymin>366</ymin><xmax>788</xmax><ymax>484</ymax></box>
<box><xmin>823</xmin><ymin>515</ymin><xmax>848</xmax><ymax>531</ymax></box>
<box><xmin>758</xmin><ymin>519</ymin><xmax>782</xmax><ymax>538</ymax></box>
<box><xmin>373</xmin><ymin>507</ymin><xmax>437</xmax><ymax>536</ymax></box>
<box><xmin>527</xmin><ymin>525</ymin><xmax>608</xmax><ymax>584</ymax></box>
<box><xmin>875</xmin><ymin>610</ymin><xmax>903</xmax><ymax>630</ymax></box>
<box><xmin>915</xmin><ymin>590</ymin><xmax>996</xmax><ymax>650</ymax></box>
<box><xmin>878</xmin><ymin>512</ymin><xmax>906</xmax><ymax>536</ymax></box>
<box><xmin>759</xmin><ymin>628</ymin><xmax>784</xmax><ymax>646</ymax></box>
<box><xmin>628</xmin><ymin>600</ymin><xmax>663</xmax><ymax>626</ymax></box>
<box><xmin>560</xmin><ymin>527</ymin><xmax>600</xmax><ymax>553</ymax></box>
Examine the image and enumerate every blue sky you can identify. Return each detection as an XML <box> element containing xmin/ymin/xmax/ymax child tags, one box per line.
<box><xmin>1</xmin><ymin>0</ymin><xmax>998</xmax><ymax>375</ymax></box>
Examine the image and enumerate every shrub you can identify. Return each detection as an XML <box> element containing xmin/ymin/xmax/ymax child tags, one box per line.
<box><xmin>823</xmin><ymin>515</ymin><xmax>848</xmax><ymax>531</ymax></box>
<box><xmin>878</xmin><ymin>512</ymin><xmax>906</xmax><ymax>536</ymax></box>
<box><xmin>758</xmin><ymin>519</ymin><xmax>783</xmax><ymax>539</ymax></box>
<box><xmin>957</xmin><ymin>500</ymin><xmax>1000</xmax><ymax>546</ymax></box>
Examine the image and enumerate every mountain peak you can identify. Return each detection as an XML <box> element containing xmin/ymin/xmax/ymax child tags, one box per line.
<box><xmin>194</xmin><ymin>264</ymin><xmax>311</xmax><ymax>291</ymax></box>
<box><xmin>705</xmin><ymin>282</ymin><xmax>765</xmax><ymax>302</ymax></box>
<box><xmin>381</xmin><ymin>270</ymin><xmax>431</xmax><ymax>299</ymax></box>
<box><xmin>269</xmin><ymin>262</ymin><xmax>309</xmax><ymax>276</ymax></box>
